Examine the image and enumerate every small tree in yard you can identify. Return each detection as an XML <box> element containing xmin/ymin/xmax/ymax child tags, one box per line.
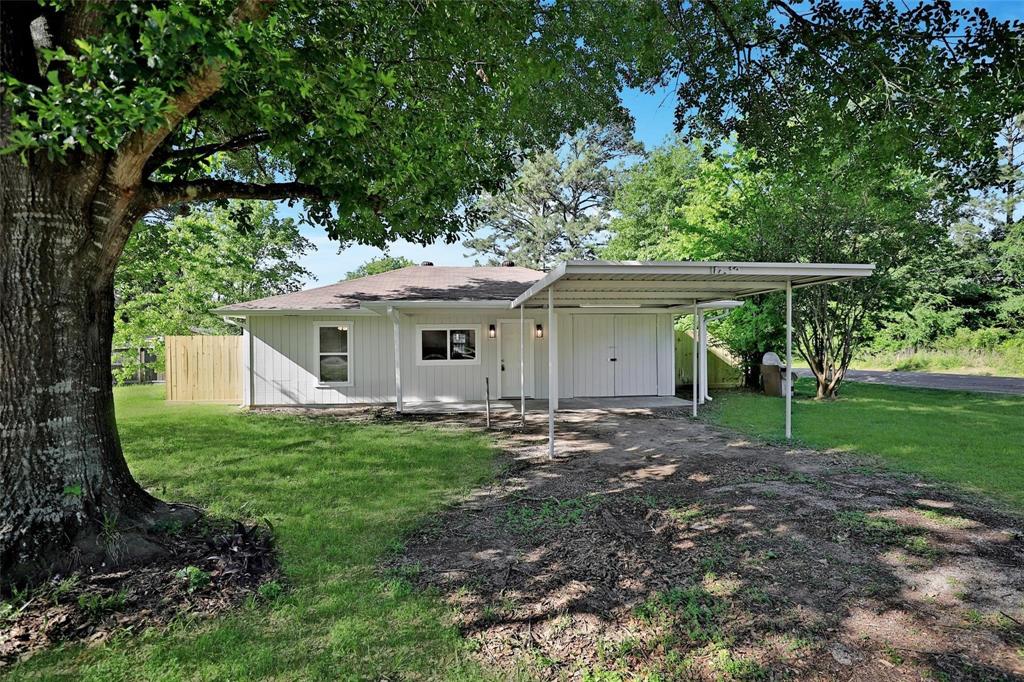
<box><xmin>114</xmin><ymin>201</ymin><xmax>313</xmax><ymax>382</ymax></box>
<box><xmin>744</xmin><ymin>159</ymin><xmax>949</xmax><ymax>399</ymax></box>
<box><xmin>0</xmin><ymin>0</ymin><xmax>652</xmax><ymax>582</ymax></box>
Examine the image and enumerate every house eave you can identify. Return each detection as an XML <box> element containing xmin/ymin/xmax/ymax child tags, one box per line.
<box><xmin>213</xmin><ymin>307</ymin><xmax>381</xmax><ymax>317</ymax></box>
<box><xmin>214</xmin><ymin>299</ymin><xmax>519</xmax><ymax>317</ymax></box>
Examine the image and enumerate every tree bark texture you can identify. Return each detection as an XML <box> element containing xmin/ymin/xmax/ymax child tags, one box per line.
<box><xmin>0</xmin><ymin>0</ymin><xmax>274</xmax><ymax>587</ymax></box>
<box><xmin>0</xmin><ymin>153</ymin><xmax>154</xmax><ymax>585</ymax></box>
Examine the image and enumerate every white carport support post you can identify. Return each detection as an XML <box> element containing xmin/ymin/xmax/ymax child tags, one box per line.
<box><xmin>698</xmin><ymin>309</ymin><xmax>707</xmax><ymax>405</ymax></box>
<box><xmin>785</xmin><ymin>279</ymin><xmax>793</xmax><ymax>440</ymax></box>
<box><xmin>520</xmin><ymin>303</ymin><xmax>526</xmax><ymax>427</ymax></box>
<box><xmin>389</xmin><ymin>306</ymin><xmax>402</xmax><ymax>413</ymax></box>
<box><xmin>547</xmin><ymin>288</ymin><xmax>557</xmax><ymax>459</ymax></box>
<box><xmin>691</xmin><ymin>306</ymin><xmax>698</xmax><ymax>417</ymax></box>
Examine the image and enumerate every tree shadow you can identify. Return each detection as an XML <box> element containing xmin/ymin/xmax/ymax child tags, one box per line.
<box><xmin>390</xmin><ymin>408</ymin><xmax>1024</xmax><ymax>680</ymax></box>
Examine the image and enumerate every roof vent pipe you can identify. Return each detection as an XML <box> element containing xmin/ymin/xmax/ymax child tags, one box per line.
<box><xmin>501</xmin><ymin>259</ymin><xmax>515</xmax><ymax>267</ymax></box>
<box><xmin>420</xmin><ymin>261</ymin><xmax>433</xmax><ymax>266</ymax></box>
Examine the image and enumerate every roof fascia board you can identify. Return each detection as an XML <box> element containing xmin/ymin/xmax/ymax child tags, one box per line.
<box><xmin>552</xmin><ymin>280</ymin><xmax>793</xmax><ymax>291</ymax></box>
<box><xmin>513</xmin><ymin>261</ymin><xmax>874</xmax><ymax>308</ymax></box>
<box><xmin>362</xmin><ymin>300</ymin><xmax>513</xmax><ymax>310</ymax></box>
<box><xmin>562</xmin><ymin>261</ymin><xmax>875</xmax><ymax>278</ymax></box>
<box><xmin>211</xmin><ymin>308</ymin><xmax>381</xmax><ymax>317</ymax></box>
<box><xmin>550</xmin><ymin>290</ymin><xmax>751</xmax><ymax>301</ymax></box>
<box><xmin>517</xmin><ymin>304</ymin><xmax>678</xmax><ymax>312</ymax></box>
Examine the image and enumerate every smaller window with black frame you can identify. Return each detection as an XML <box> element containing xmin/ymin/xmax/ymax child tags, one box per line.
<box><xmin>416</xmin><ymin>325</ymin><xmax>480</xmax><ymax>365</ymax></box>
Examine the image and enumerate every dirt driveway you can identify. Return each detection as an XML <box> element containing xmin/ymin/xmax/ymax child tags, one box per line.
<box><xmin>393</xmin><ymin>408</ymin><xmax>1024</xmax><ymax>681</ymax></box>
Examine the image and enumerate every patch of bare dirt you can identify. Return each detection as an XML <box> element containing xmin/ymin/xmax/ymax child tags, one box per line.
<box><xmin>386</xmin><ymin>407</ymin><xmax>1024</xmax><ymax>681</ymax></box>
<box><xmin>0</xmin><ymin>518</ymin><xmax>279</xmax><ymax>668</ymax></box>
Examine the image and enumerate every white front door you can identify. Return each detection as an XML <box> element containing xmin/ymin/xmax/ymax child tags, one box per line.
<box><xmin>572</xmin><ymin>314</ymin><xmax>659</xmax><ymax>397</ymax></box>
<box><xmin>572</xmin><ymin>315</ymin><xmax>616</xmax><ymax>397</ymax></box>
<box><xmin>498</xmin><ymin>319</ymin><xmax>534</xmax><ymax>398</ymax></box>
<box><xmin>614</xmin><ymin>314</ymin><xmax>658</xmax><ymax>396</ymax></box>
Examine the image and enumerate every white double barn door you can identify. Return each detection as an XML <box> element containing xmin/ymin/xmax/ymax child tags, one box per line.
<box><xmin>572</xmin><ymin>314</ymin><xmax>658</xmax><ymax>397</ymax></box>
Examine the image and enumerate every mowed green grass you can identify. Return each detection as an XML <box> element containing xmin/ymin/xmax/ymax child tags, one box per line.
<box><xmin>8</xmin><ymin>386</ymin><xmax>497</xmax><ymax>681</ymax></box>
<box><xmin>710</xmin><ymin>378</ymin><xmax>1024</xmax><ymax>509</ymax></box>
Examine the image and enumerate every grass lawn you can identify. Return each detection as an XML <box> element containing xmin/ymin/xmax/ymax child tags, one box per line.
<box><xmin>8</xmin><ymin>386</ymin><xmax>497</xmax><ymax>681</ymax></box>
<box><xmin>709</xmin><ymin>378</ymin><xmax>1024</xmax><ymax>510</ymax></box>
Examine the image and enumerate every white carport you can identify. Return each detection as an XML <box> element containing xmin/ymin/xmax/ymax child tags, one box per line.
<box><xmin>508</xmin><ymin>261</ymin><xmax>875</xmax><ymax>458</ymax></box>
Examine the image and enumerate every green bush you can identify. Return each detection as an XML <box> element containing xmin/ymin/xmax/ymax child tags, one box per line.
<box><xmin>998</xmin><ymin>336</ymin><xmax>1024</xmax><ymax>374</ymax></box>
<box><xmin>935</xmin><ymin>327</ymin><xmax>1007</xmax><ymax>352</ymax></box>
<box><xmin>857</xmin><ymin>328</ymin><xmax>1024</xmax><ymax>376</ymax></box>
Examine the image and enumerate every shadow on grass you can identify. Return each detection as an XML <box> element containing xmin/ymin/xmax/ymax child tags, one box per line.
<box><xmin>707</xmin><ymin>378</ymin><xmax>1024</xmax><ymax>510</ymax></box>
<box><xmin>392</xmin><ymin>406</ymin><xmax>1024</xmax><ymax>680</ymax></box>
<box><xmin>7</xmin><ymin>387</ymin><xmax>497</xmax><ymax>681</ymax></box>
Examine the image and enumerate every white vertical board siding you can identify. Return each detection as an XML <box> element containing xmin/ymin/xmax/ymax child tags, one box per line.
<box><xmin>532</xmin><ymin>311</ymin><xmax>572</xmax><ymax>399</ymax></box>
<box><xmin>247</xmin><ymin>309</ymin><xmax>674</xmax><ymax>405</ymax></box>
<box><xmin>241</xmin><ymin>324</ymin><xmax>252</xmax><ymax>406</ymax></box>
<box><xmin>613</xmin><ymin>315</ymin><xmax>658</xmax><ymax>396</ymax></box>
<box><xmin>572</xmin><ymin>315</ymin><xmax>616</xmax><ymax>397</ymax></box>
<box><xmin>656</xmin><ymin>313</ymin><xmax>675</xmax><ymax>396</ymax></box>
<box><xmin>250</xmin><ymin>314</ymin><xmax>395</xmax><ymax>405</ymax></box>
<box><xmin>400</xmin><ymin>311</ymin><xmax>502</xmax><ymax>402</ymax></box>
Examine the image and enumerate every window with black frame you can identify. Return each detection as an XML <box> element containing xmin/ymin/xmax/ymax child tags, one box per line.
<box><xmin>417</xmin><ymin>326</ymin><xmax>479</xmax><ymax>364</ymax></box>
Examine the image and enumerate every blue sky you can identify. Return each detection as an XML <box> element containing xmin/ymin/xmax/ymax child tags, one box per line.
<box><xmin>291</xmin><ymin>1</ymin><xmax>1021</xmax><ymax>285</ymax></box>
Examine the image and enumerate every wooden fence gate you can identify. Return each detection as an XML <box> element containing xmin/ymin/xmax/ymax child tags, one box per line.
<box><xmin>165</xmin><ymin>335</ymin><xmax>242</xmax><ymax>402</ymax></box>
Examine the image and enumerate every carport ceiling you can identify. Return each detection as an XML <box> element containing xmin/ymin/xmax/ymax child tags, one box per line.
<box><xmin>511</xmin><ymin>261</ymin><xmax>875</xmax><ymax>309</ymax></box>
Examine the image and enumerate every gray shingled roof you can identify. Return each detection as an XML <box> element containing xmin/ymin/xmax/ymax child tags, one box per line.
<box><xmin>216</xmin><ymin>265</ymin><xmax>545</xmax><ymax>312</ymax></box>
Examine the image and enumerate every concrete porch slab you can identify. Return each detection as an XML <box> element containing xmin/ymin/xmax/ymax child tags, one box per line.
<box><xmin>400</xmin><ymin>395</ymin><xmax>691</xmax><ymax>414</ymax></box>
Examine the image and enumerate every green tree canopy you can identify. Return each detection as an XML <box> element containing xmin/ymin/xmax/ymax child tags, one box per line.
<box><xmin>604</xmin><ymin>139</ymin><xmax>757</xmax><ymax>262</ymax></box>
<box><xmin>344</xmin><ymin>255</ymin><xmax>415</xmax><ymax>281</ymax></box>
<box><xmin>4</xmin><ymin>1</ymin><xmax>647</xmax><ymax>246</ymax></box>
<box><xmin>606</xmin><ymin>139</ymin><xmax>947</xmax><ymax>397</ymax></box>
<box><xmin>113</xmin><ymin>201</ymin><xmax>312</xmax><ymax>381</ymax></box>
<box><xmin>637</xmin><ymin>0</ymin><xmax>1024</xmax><ymax>196</ymax></box>
<box><xmin>464</xmin><ymin>126</ymin><xmax>641</xmax><ymax>269</ymax></box>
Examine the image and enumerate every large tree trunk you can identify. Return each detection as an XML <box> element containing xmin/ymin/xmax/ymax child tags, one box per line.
<box><xmin>0</xmin><ymin>155</ymin><xmax>157</xmax><ymax>586</ymax></box>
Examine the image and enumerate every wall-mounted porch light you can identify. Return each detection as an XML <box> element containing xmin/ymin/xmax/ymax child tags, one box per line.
<box><xmin>535</xmin><ymin>323</ymin><xmax>544</xmax><ymax>339</ymax></box>
<box><xmin>488</xmin><ymin>324</ymin><xmax>496</xmax><ymax>338</ymax></box>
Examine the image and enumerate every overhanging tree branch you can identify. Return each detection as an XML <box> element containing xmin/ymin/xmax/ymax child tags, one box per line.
<box><xmin>85</xmin><ymin>0</ymin><xmax>274</xmax><ymax>282</ymax></box>
<box><xmin>106</xmin><ymin>0</ymin><xmax>273</xmax><ymax>190</ymax></box>
<box><xmin>142</xmin><ymin>179</ymin><xmax>326</xmax><ymax>209</ymax></box>
<box><xmin>144</xmin><ymin>130</ymin><xmax>272</xmax><ymax>174</ymax></box>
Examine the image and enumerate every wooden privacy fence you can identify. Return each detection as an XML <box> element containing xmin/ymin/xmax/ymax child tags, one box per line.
<box><xmin>675</xmin><ymin>330</ymin><xmax>743</xmax><ymax>388</ymax></box>
<box><xmin>165</xmin><ymin>335</ymin><xmax>242</xmax><ymax>402</ymax></box>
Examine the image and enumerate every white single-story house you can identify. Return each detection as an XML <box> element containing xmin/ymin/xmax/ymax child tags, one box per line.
<box><xmin>216</xmin><ymin>260</ymin><xmax>873</xmax><ymax>454</ymax></box>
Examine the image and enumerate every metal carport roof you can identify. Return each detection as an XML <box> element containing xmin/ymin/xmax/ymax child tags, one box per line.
<box><xmin>510</xmin><ymin>260</ymin><xmax>875</xmax><ymax>309</ymax></box>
